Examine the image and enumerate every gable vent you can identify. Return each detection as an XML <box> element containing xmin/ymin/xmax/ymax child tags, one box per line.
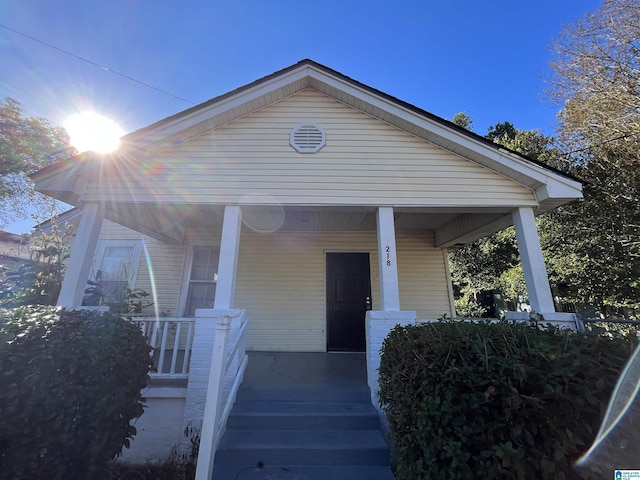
<box><xmin>290</xmin><ymin>123</ymin><xmax>326</xmax><ymax>153</ymax></box>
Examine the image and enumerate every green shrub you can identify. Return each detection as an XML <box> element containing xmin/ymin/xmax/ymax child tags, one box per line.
<box><xmin>378</xmin><ymin>320</ymin><xmax>638</xmax><ymax>480</ymax></box>
<box><xmin>0</xmin><ymin>306</ymin><xmax>152</xmax><ymax>480</ymax></box>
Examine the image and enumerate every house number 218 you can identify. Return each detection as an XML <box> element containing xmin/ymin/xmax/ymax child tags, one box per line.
<box><xmin>385</xmin><ymin>245</ymin><xmax>391</xmax><ymax>266</ymax></box>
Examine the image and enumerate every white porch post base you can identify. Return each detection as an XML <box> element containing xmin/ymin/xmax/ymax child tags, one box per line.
<box><xmin>182</xmin><ymin>309</ymin><xmax>245</xmax><ymax>472</ymax></box>
<box><xmin>505</xmin><ymin>311</ymin><xmax>578</xmax><ymax>330</ymax></box>
<box><xmin>365</xmin><ymin>310</ymin><xmax>416</xmax><ymax>411</ymax></box>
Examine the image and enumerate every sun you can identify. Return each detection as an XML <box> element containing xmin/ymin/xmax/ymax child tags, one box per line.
<box><xmin>64</xmin><ymin>112</ymin><xmax>124</xmax><ymax>154</ymax></box>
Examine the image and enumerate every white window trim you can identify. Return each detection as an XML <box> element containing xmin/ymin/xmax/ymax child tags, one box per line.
<box><xmin>92</xmin><ymin>239</ymin><xmax>143</xmax><ymax>288</ymax></box>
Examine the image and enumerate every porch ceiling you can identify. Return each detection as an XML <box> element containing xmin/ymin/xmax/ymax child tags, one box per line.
<box><xmin>106</xmin><ymin>202</ymin><xmax>513</xmax><ymax>248</ymax></box>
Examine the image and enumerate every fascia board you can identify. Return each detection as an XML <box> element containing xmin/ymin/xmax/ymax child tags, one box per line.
<box><xmin>32</xmin><ymin>162</ymin><xmax>89</xmax><ymax>205</ymax></box>
<box><xmin>126</xmin><ymin>66</ymin><xmax>312</xmax><ymax>144</ymax></box>
<box><xmin>535</xmin><ymin>180</ymin><xmax>584</xmax><ymax>202</ymax></box>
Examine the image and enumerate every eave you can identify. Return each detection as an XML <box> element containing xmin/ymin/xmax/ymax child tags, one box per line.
<box><xmin>31</xmin><ymin>59</ymin><xmax>583</xmax><ymax>246</ymax></box>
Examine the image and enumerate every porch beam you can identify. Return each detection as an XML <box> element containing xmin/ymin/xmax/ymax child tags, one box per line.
<box><xmin>435</xmin><ymin>212</ymin><xmax>510</xmax><ymax>248</ymax></box>
<box><xmin>106</xmin><ymin>209</ymin><xmax>184</xmax><ymax>245</ymax></box>
<box><xmin>512</xmin><ymin>207</ymin><xmax>555</xmax><ymax>313</ymax></box>
<box><xmin>376</xmin><ymin>207</ymin><xmax>400</xmax><ymax>311</ymax></box>
<box><xmin>57</xmin><ymin>202</ymin><xmax>105</xmax><ymax>307</ymax></box>
<box><xmin>214</xmin><ymin>205</ymin><xmax>242</xmax><ymax>309</ymax></box>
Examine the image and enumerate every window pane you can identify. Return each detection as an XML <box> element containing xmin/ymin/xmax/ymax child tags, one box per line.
<box><xmin>101</xmin><ymin>280</ymin><xmax>129</xmax><ymax>305</ymax></box>
<box><xmin>185</xmin><ymin>246</ymin><xmax>218</xmax><ymax>316</ymax></box>
<box><xmin>99</xmin><ymin>246</ymin><xmax>136</xmax><ymax>281</ymax></box>
<box><xmin>185</xmin><ymin>282</ymin><xmax>216</xmax><ymax>316</ymax></box>
<box><xmin>190</xmin><ymin>246</ymin><xmax>218</xmax><ymax>281</ymax></box>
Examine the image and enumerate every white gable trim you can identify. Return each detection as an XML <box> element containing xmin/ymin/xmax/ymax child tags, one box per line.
<box><xmin>306</xmin><ymin>68</ymin><xmax>581</xmax><ymax>196</ymax></box>
<box><xmin>122</xmin><ymin>61</ymin><xmax>581</xmax><ymax>204</ymax></box>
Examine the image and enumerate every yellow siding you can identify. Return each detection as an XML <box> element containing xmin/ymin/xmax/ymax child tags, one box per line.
<box><xmin>396</xmin><ymin>232</ymin><xmax>453</xmax><ymax>320</ymax></box>
<box><xmin>234</xmin><ymin>229</ymin><xmax>453</xmax><ymax>352</ymax></box>
<box><xmin>87</xmin><ymin>89</ymin><xmax>535</xmax><ymax>207</ymax></box>
<box><xmin>96</xmin><ymin>221</ymin><xmax>452</xmax><ymax>350</ymax></box>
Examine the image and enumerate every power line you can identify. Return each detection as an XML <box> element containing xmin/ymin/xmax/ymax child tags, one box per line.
<box><xmin>0</xmin><ymin>24</ymin><xmax>197</xmax><ymax>106</ymax></box>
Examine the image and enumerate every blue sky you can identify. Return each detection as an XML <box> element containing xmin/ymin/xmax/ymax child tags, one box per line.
<box><xmin>1</xmin><ymin>0</ymin><xmax>601</xmax><ymax>233</ymax></box>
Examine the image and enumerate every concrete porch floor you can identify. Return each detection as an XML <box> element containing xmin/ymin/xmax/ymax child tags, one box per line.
<box><xmin>242</xmin><ymin>351</ymin><xmax>369</xmax><ymax>392</ymax></box>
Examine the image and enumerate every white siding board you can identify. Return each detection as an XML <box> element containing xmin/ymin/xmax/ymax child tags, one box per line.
<box><xmin>89</xmin><ymin>90</ymin><xmax>536</xmax><ymax>207</ymax></box>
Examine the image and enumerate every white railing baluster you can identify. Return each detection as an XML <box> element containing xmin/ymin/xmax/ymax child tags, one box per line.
<box><xmin>182</xmin><ymin>321</ymin><xmax>194</xmax><ymax>375</ymax></box>
<box><xmin>150</xmin><ymin>321</ymin><xmax>160</xmax><ymax>350</ymax></box>
<box><xmin>131</xmin><ymin>318</ymin><xmax>196</xmax><ymax>379</ymax></box>
<box><xmin>170</xmin><ymin>322</ymin><xmax>181</xmax><ymax>374</ymax></box>
<box><xmin>157</xmin><ymin>322</ymin><xmax>169</xmax><ymax>374</ymax></box>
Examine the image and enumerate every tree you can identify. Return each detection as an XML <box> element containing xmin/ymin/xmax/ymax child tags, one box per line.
<box><xmin>547</xmin><ymin>0</ymin><xmax>640</xmax><ymax>314</ymax></box>
<box><xmin>449</xmin><ymin>229</ymin><xmax>520</xmax><ymax>317</ymax></box>
<box><xmin>0</xmin><ymin>97</ymin><xmax>74</xmax><ymax>227</ymax></box>
<box><xmin>0</xmin><ymin>217</ymin><xmax>73</xmax><ymax>307</ymax></box>
<box><xmin>448</xmin><ymin>122</ymin><xmax>562</xmax><ymax>315</ymax></box>
<box><xmin>548</xmin><ymin>0</ymin><xmax>640</xmax><ymax>154</ymax></box>
<box><xmin>485</xmin><ymin>121</ymin><xmax>516</xmax><ymax>142</ymax></box>
<box><xmin>451</xmin><ymin>112</ymin><xmax>474</xmax><ymax>131</ymax></box>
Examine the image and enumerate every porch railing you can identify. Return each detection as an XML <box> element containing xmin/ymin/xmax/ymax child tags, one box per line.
<box><xmin>133</xmin><ymin>317</ymin><xmax>196</xmax><ymax>378</ymax></box>
<box><xmin>194</xmin><ymin>311</ymin><xmax>249</xmax><ymax>480</ymax></box>
<box><xmin>215</xmin><ymin>314</ymin><xmax>248</xmax><ymax>449</ymax></box>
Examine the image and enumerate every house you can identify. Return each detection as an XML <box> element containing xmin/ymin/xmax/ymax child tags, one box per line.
<box><xmin>0</xmin><ymin>230</ymin><xmax>31</xmax><ymax>271</ymax></box>
<box><xmin>0</xmin><ymin>231</ymin><xmax>32</xmax><ymax>299</ymax></box>
<box><xmin>32</xmin><ymin>60</ymin><xmax>583</xmax><ymax>475</ymax></box>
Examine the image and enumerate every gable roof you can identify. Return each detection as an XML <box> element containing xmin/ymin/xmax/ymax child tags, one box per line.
<box><xmin>105</xmin><ymin>59</ymin><xmax>579</xmax><ymax>213</ymax></box>
<box><xmin>132</xmin><ymin>59</ymin><xmax>579</xmax><ymax>181</ymax></box>
<box><xmin>32</xmin><ymin>59</ymin><xmax>583</xmax><ymax>247</ymax></box>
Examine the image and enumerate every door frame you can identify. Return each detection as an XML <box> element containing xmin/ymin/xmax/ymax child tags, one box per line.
<box><xmin>324</xmin><ymin>250</ymin><xmax>373</xmax><ymax>352</ymax></box>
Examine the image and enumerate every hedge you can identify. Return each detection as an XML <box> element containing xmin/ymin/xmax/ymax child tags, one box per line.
<box><xmin>378</xmin><ymin>320</ymin><xmax>638</xmax><ymax>480</ymax></box>
<box><xmin>0</xmin><ymin>306</ymin><xmax>152</xmax><ymax>480</ymax></box>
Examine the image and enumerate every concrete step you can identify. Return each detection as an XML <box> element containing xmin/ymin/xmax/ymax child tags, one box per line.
<box><xmin>235</xmin><ymin>387</ymin><xmax>371</xmax><ymax>404</ymax></box>
<box><xmin>215</xmin><ymin>375</ymin><xmax>392</xmax><ymax>479</ymax></box>
<box><xmin>212</xmin><ymin>464</ymin><xmax>395</xmax><ymax>480</ymax></box>
<box><xmin>215</xmin><ymin>428</ymin><xmax>390</xmax><ymax>466</ymax></box>
<box><xmin>227</xmin><ymin>401</ymin><xmax>380</xmax><ymax>430</ymax></box>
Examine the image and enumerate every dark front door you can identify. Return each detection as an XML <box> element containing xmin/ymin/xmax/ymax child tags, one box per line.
<box><xmin>326</xmin><ymin>252</ymin><xmax>372</xmax><ymax>352</ymax></box>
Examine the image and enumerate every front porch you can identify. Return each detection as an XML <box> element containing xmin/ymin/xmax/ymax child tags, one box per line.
<box><xmin>121</xmin><ymin>316</ymin><xmax>394</xmax><ymax>479</ymax></box>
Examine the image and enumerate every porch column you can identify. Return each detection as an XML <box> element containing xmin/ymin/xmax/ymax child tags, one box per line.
<box><xmin>511</xmin><ymin>207</ymin><xmax>554</xmax><ymax>313</ymax></box>
<box><xmin>376</xmin><ymin>207</ymin><xmax>400</xmax><ymax>311</ymax></box>
<box><xmin>366</xmin><ymin>207</ymin><xmax>416</xmax><ymax>411</ymax></box>
<box><xmin>57</xmin><ymin>202</ymin><xmax>105</xmax><ymax>307</ymax></box>
<box><xmin>214</xmin><ymin>205</ymin><xmax>242</xmax><ymax>309</ymax></box>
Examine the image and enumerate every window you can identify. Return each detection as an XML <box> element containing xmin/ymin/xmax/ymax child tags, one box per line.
<box><xmin>184</xmin><ymin>246</ymin><xmax>219</xmax><ymax>316</ymax></box>
<box><xmin>90</xmin><ymin>240</ymin><xmax>142</xmax><ymax>306</ymax></box>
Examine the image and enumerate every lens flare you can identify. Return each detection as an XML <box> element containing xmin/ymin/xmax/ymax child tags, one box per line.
<box><xmin>575</xmin><ymin>343</ymin><xmax>640</xmax><ymax>475</ymax></box>
<box><xmin>64</xmin><ymin>111</ymin><xmax>124</xmax><ymax>153</ymax></box>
